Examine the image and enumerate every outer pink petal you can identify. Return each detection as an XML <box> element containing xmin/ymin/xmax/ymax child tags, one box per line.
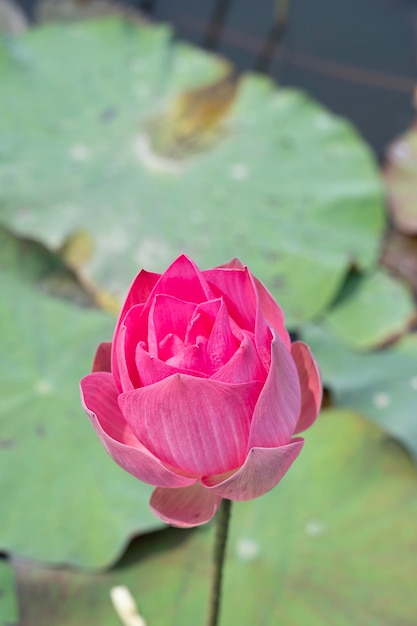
<box><xmin>291</xmin><ymin>341</ymin><xmax>322</xmax><ymax>434</ymax></box>
<box><xmin>150</xmin><ymin>483</ymin><xmax>222</xmax><ymax>527</ymax></box>
<box><xmin>117</xmin><ymin>269</ymin><xmax>160</xmax><ymax>331</ymax></box>
<box><xmin>119</xmin><ymin>375</ymin><xmax>262</xmax><ymax>476</ymax></box>
<box><xmin>202</xmin><ymin>438</ymin><xmax>304</xmax><ymax>500</ymax></box>
<box><xmin>248</xmin><ymin>333</ymin><xmax>301</xmax><ymax>449</ymax></box>
<box><xmin>112</xmin><ymin>323</ymin><xmax>134</xmax><ymax>392</ymax></box>
<box><xmin>112</xmin><ymin>269</ymin><xmax>160</xmax><ymax>384</ymax></box>
<box><xmin>92</xmin><ymin>342</ymin><xmax>112</xmax><ymax>373</ymax></box>
<box><xmin>80</xmin><ymin>372</ymin><xmax>195</xmax><ymax>489</ymax></box>
<box><xmin>250</xmin><ymin>272</ymin><xmax>290</xmax><ymax>371</ymax></box>
<box><xmin>251</xmin><ymin>274</ymin><xmax>291</xmax><ymax>349</ymax></box>
<box><xmin>113</xmin><ymin>304</ymin><xmax>148</xmax><ymax>392</ymax></box>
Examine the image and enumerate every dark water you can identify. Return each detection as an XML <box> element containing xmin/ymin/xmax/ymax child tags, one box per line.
<box><xmin>15</xmin><ymin>0</ymin><xmax>417</xmax><ymax>157</ymax></box>
<box><xmin>151</xmin><ymin>0</ymin><xmax>417</xmax><ymax>159</ymax></box>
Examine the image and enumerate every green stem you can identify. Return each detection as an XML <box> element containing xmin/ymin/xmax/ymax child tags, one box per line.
<box><xmin>207</xmin><ymin>499</ymin><xmax>232</xmax><ymax>626</ymax></box>
<box><xmin>253</xmin><ymin>0</ymin><xmax>292</xmax><ymax>73</ymax></box>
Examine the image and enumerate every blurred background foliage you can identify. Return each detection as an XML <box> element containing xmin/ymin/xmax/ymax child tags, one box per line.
<box><xmin>1</xmin><ymin>1</ymin><xmax>417</xmax><ymax>624</ymax></box>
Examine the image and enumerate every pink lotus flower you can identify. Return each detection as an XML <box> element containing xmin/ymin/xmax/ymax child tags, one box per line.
<box><xmin>80</xmin><ymin>255</ymin><xmax>321</xmax><ymax>527</ymax></box>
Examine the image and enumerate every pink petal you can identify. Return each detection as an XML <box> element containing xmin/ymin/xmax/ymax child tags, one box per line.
<box><xmin>206</xmin><ymin>299</ymin><xmax>240</xmax><ymax>370</ymax></box>
<box><xmin>166</xmin><ymin>343</ymin><xmax>211</xmax><ymax>373</ymax></box>
<box><xmin>148</xmin><ymin>295</ymin><xmax>196</xmax><ymax>357</ymax></box>
<box><xmin>185</xmin><ymin>298</ymin><xmax>222</xmax><ymax>346</ymax></box>
<box><xmin>114</xmin><ymin>304</ymin><xmax>148</xmax><ymax>390</ymax></box>
<box><xmin>111</xmin><ymin>269</ymin><xmax>160</xmax><ymax>385</ymax></box>
<box><xmin>112</xmin><ymin>323</ymin><xmax>134</xmax><ymax>392</ymax></box>
<box><xmin>92</xmin><ymin>342</ymin><xmax>112</xmax><ymax>373</ymax></box>
<box><xmin>80</xmin><ymin>372</ymin><xmax>195</xmax><ymax>488</ymax></box>
<box><xmin>144</xmin><ymin>255</ymin><xmax>214</xmax><ymax>313</ymax></box>
<box><xmin>216</xmin><ymin>258</ymin><xmax>245</xmax><ymax>270</ymax></box>
<box><xmin>212</xmin><ymin>333</ymin><xmax>266</xmax><ymax>384</ymax></box>
<box><xmin>250</xmin><ymin>273</ymin><xmax>289</xmax><ymax>372</ymax></box>
<box><xmin>115</xmin><ymin>269</ymin><xmax>160</xmax><ymax>334</ymax></box>
<box><xmin>184</xmin><ymin>298</ymin><xmax>240</xmax><ymax>375</ymax></box>
<box><xmin>119</xmin><ymin>375</ymin><xmax>262</xmax><ymax>476</ymax></box>
<box><xmin>112</xmin><ymin>254</ymin><xmax>214</xmax><ymax>389</ymax></box>
<box><xmin>150</xmin><ymin>483</ymin><xmax>222</xmax><ymax>527</ymax></box>
<box><xmin>112</xmin><ymin>304</ymin><xmax>147</xmax><ymax>392</ymax></box>
<box><xmin>204</xmin><ymin>265</ymin><xmax>285</xmax><ymax>373</ymax></box>
<box><xmin>202</xmin><ymin>438</ymin><xmax>304</xmax><ymax>500</ymax></box>
<box><xmin>248</xmin><ymin>333</ymin><xmax>301</xmax><ymax>449</ymax></box>
<box><xmin>252</xmin><ymin>275</ymin><xmax>291</xmax><ymax>348</ymax></box>
<box><xmin>136</xmin><ymin>343</ymin><xmax>208</xmax><ymax>385</ymax></box>
<box><xmin>203</xmin><ymin>265</ymin><xmax>257</xmax><ymax>332</ymax></box>
<box><xmin>159</xmin><ymin>333</ymin><xmax>185</xmax><ymax>361</ymax></box>
<box><xmin>291</xmin><ymin>341</ymin><xmax>322</xmax><ymax>433</ymax></box>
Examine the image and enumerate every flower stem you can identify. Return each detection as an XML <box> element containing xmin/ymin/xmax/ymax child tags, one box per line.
<box><xmin>207</xmin><ymin>499</ymin><xmax>232</xmax><ymax>626</ymax></box>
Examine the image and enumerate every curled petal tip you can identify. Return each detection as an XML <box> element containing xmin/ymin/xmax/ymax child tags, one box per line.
<box><xmin>150</xmin><ymin>483</ymin><xmax>222</xmax><ymax>527</ymax></box>
<box><xmin>291</xmin><ymin>341</ymin><xmax>322</xmax><ymax>434</ymax></box>
<box><xmin>203</xmin><ymin>438</ymin><xmax>304</xmax><ymax>501</ymax></box>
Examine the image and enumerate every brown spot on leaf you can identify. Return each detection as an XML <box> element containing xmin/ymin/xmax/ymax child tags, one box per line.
<box><xmin>0</xmin><ymin>439</ymin><xmax>14</xmax><ymax>449</ymax></box>
<box><xmin>36</xmin><ymin>425</ymin><xmax>46</xmax><ymax>438</ymax></box>
<box><xmin>100</xmin><ymin>106</ymin><xmax>118</xmax><ymax>122</ymax></box>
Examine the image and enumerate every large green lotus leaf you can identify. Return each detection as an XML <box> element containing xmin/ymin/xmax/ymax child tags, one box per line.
<box><xmin>0</xmin><ymin>559</ymin><xmax>19</xmax><ymax>626</ymax></box>
<box><xmin>301</xmin><ymin>324</ymin><xmax>417</xmax><ymax>461</ymax></box>
<box><xmin>321</xmin><ymin>268</ymin><xmax>415</xmax><ymax>350</ymax></box>
<box><xmin>13</xmin><ymin>409</ymin><xmax>417</xmax><ymax>625</ymax></box>
<box><xmin>0</xmin><ymin>18</ymin><xmax>385</xmax><ymax>325</ymax></box>
<box><xmin>0</xmin><ymin>275</ymin><xmax>163</xmax><ymax>569</ymax></box>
